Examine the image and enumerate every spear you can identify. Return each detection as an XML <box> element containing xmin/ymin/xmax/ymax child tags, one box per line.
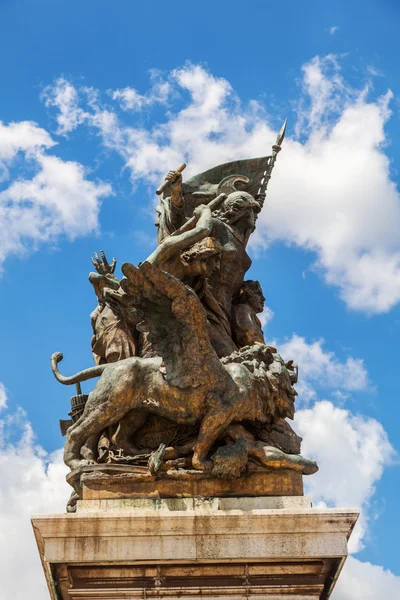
<box><xmin>256</xmin><ymin>118</ymin><xmax>287</xmax><ymax>209</ymax></box>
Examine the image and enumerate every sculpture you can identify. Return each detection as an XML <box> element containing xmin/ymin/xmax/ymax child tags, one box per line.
<box><xmin>52</xmin><ymin>121</ymin><xmax>319</xmax><ymax>506</ymax></box>
<box><xmin>89</xmin><ymin>251</ymin><xmax>138</xmax><ymax>364</ymax></box>
<box><xmin>53</xmin><ymin>261</ymin><xmax>316</xmax><ymax>473</ymax></box>
<box><xmin>232</xmin><ymin>280</ymin><xmax>266</xmax><ymax>347</ymax></box>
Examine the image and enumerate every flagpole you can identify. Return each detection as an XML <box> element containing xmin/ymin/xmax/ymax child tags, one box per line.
<box><xmin>256</xmin><ymin>119</ymin><xmax>287</xmax><ymax>209</ymax></box>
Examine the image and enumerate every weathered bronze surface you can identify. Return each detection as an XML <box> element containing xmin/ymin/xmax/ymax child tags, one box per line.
<box><xmin>72</xmin><ymin>465</ymin><xmax>304</xmax><ymax>500</ymax></box>
<box><xmin>52</xmin><ymin>125</ymin><xmax>319</xmax><ymax>509</ymax></box>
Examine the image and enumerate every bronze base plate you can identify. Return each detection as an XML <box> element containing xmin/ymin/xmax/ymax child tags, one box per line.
<box><xmin>67</xmin><ymin>464</ymin><xmax>304</xmax><ymax>500</ymax></box>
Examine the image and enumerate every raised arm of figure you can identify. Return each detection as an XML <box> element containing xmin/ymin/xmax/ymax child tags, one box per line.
<box><xmin>156</xmin><ymin>163</ymin><xmax>186</xmax><ymax>203</ymax></box>
<box><xmin>89</xmin><ymin>250</ymin><xmax>120</xmax><ymax>304</ymax></box>
<box><xmin>164</xmin><ymin>170</ymin><xmax>184</xmax><ymax>208</ymax></box>
<box><xmin>91</xmin><ymin>250</ymin><xmax>117</xmax><ymax>276</ymax></box>
<box><xmin>146</xmin><ymin>204</ymin><xmax>213</xmax><ymax>266</ymax></box>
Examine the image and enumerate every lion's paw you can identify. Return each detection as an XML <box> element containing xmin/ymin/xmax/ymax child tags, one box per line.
<box><xmin>192</xmin><ymin>455</ymin><xmax>213</xmax><ymax>472</ymax></box>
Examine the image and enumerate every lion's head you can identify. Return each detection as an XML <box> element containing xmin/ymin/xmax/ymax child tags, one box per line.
<box><xmin>222</xmin><ymin>344</ymin><xmax>298</xmax><ymax>420</ymax></box>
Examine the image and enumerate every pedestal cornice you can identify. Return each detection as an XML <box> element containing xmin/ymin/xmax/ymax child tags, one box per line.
<box><xmin>32</xmin><ymin>497</ymin><xmax>358</xmax><ymax>600</ymax></box>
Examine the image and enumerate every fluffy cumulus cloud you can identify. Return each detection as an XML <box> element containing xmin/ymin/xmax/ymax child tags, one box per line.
<box><xmin>0</xmin><ymin>386</ymin><xmax>69</xmax><ymax>600</ymax></box>
<box><xmin>0</xmin><ymin>120</ymin><xmax>54</xmax><ymax>181</ymax></box>
<box><xmin>0</xmin><ymin>382</ymin><xmax>7</xmax><ymax>411</ymax></box>
<box><xmin>110</xmin><ymin>70</ymin><xmax>171</xmax><ymax>112</ymax></box>
<box><xmin>277</xmin><ymin>334</ymin><xmax>369</xmax><ymax>403</ymax></box>
<box><xmin>273</xmin><ymin>335</ymin><xmax>398</xmax><ymax>593</ymax></box>
<box><xmin>296</xmin><ymin>400</ymin><xmax>394</xmax><ymax>552</ymax></box>
<box><xmin>259</xmin><ymin>305</ymin><xmax>274</xmax><ymax>329</ymax></box>
<box><xmin>265</xmin><ymin>56</ymin><xmax>400</xmax><ymax>314</ymax></box>
<box><xmin>43</xmin><ymin>57</ymin><xmax>400</xmax><ymax>314</ymax></box>
<box><xmin>42</xmin><ymin>78</ymin><xmax>88</xmax><ymax>135</ymax></box>
<box><xmin>334</xmin><ymin>557</ymin><xmax>400</xmax><ymax>599</ymax></box>
<box><xmin>275</xmin><ymin>335</ymin><xmax>392</xmax><ymax>553</ymax></box>
<box><xmin>0</xmin><ymin>119</ymin><xmax>112</xmax><ymax>269</ymax></box>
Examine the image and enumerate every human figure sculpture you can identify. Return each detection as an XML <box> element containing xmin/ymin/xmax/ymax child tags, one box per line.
<box><xmin>153</xmin><ymin>177</ymin><xmax>262</xmax><ymax>357</ymax></box>
<box><xmin>232</xmin><ymin>280</ymin><xmax>266</xmax><ymax>348</ymax></box>
<box><xmin>155</xmin><ymin>170</ymin><xmax>186</xmax><ymax>243</ymax></box>
<box><xmin>89</xmin><ymin>251</ymin><xmax>138</xmax><ymax>364</ymax></box>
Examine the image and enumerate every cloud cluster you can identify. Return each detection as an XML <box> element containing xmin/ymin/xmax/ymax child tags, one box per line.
<box><xmin>0</xmin><ymin>119</ymin><xmax>112</xmax><ymax>269</ymax></box>
<box><xmin>110</xmin><ymin>71</ymin><xmax>171</xmax><ymax>112</ymax></box>
<box><xmin>274</xmin><ymin>334</ymin><xmax>392</xmax><ymax>553</ymax></box>
<box><xmin>265</xmin><ymin>56</ymin><xmax>400</xmax><ymax>314</ymax></box>
<box><xmin>0</xmin><ymin>390</ymin><xmax>69</xmax><ymax>600</ymax></box>
<box><xmin>43</xmin><ymin>58</ymin><xmax>400</xmax><ymax>314</ymax></box>
<box><xmin>282</xmin><ymin>335</ymin><xmax>398</xmax><ymax>595</ymax></box>
<box><xmin>334</xmin><ymin>557</ymin><xmax>400</xmax><ymax>599</ymax></box>
<box><xmin>0</xmin><ymin>383</ymin><xmax>7</xmax><ymax>411</ymax></box>
<box><xmin>277</xmin><ymin>334</ymin><xmax>369</xmax><ymax>403</ymax></box>
<box><xmin>42</xmin><ymin>78</ymin><xmax>88</xmax><ymax>135</ymax></box>
<box><xmin>296</xmin><ymin>400</ymin><xmax>394</xmax><ymax>552</ymax></box>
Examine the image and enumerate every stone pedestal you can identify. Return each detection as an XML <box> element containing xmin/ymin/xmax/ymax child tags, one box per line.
<box><xmin>32</xmin><ymin>496</ymin><xmax>358</xmax><ymax>600</ymax></box>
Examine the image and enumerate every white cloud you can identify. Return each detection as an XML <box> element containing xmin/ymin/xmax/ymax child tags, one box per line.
<box><xmin>43</xmin><ymin>58</ymin><xmax>400</xmax><ymax>314</ymax></box>
<box><xmin>275</xmin><ymin>336</ymin><xmax>394</xmax><ymax>556</ymax></box>
<box><xmin>294</xmin><ymin>54</ymin><xmax>351</xmax><ymax>136</ymax></box>
<box><xmin>42</xmin><ymin>78</ymin><xmax>88</xmax><ymax>135</ymax></box>
<box><xmin>44</xmin><ymin>65</ymin><xmax>269</xmax><ymax>185</ymax></box>
<box><xmin>296</xmin><ymin>400</ymin><xmax>394</xmax><ymax>552</ymax></box>
<box><xmin>333</xmin><ymin>557</ymin><xmax>400</xmax><ymax>599</ymax></box>
<box><xmin>0</xmin><ymin>120</ymin><xmax>112</xmax><ymax>269</ymax></box>
<box><xmin>260</xmin><ymin>55</ymin><xmax>400</xmax><ymax>314</ymax></box>
<box><xmin>0</xmin><ymin>383</ymin><xmax>7</xmax><ymax>411</ymax></box>
<box><xmin>110</xmin><ymin>71</ymin><xmax>171</xmax><ymax>112</ymax></box>
<box><xmin>0</xmin><ymin>120</ymin><xmax>54</xmax><ymax>181</ymax></box>
<box><xmin>259</xmin><ymin>305</ymin><xmax>274</xmax><ymax>329</ymax></box>
<box><xmin>277</xmin><ymin>334</ymin><xmax>369</xmax><ymax>403</ymax></box>
<box><xmin>329</xmin><ymin>25</ymin><xmax>340</xmax><ymax>35</ymax></box>
<box><xmin>0</xmin><ymin>399</ymin><xmax>69</xmax><ymax>600</ymax></box>
<box><xmin>111</xmin><ymin>87</ymin><xmax>147</xmax><ymax>111</ymax></box>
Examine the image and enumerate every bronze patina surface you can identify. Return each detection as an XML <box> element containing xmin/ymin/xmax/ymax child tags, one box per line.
<box><xmin>51</xmin><ymin>123</ymin><xmax>319</xmax><ymax>510</ymax></box>
<box><xmin>73</xmin><ymin>465</ymin><xmax>304</xmax><ymax>500</ymax></box>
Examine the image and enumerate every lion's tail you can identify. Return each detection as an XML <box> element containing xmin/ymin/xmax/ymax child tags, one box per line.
<box><xmin>51</xmin><ymin>352</ymin><xmax>106</xmax><ymax>386</ymax></box>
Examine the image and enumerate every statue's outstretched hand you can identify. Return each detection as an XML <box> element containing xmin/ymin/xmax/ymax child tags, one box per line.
<box><xmin>91</xmin><ymin>250</ymin><xmax>117</xmax><ymax>276</ymax></box>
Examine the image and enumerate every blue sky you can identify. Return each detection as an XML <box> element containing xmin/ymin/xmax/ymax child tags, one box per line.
<box><xmin>0</xmin><ymin>1</ymin><xmax>400</xmax><ymax>598</ymax></box>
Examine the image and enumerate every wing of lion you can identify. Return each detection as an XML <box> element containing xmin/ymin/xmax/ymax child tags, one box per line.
<box><xmin>120</xmin><ymin>261</ymin><xmax>222</xmax><ymax>389</ymax></box>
